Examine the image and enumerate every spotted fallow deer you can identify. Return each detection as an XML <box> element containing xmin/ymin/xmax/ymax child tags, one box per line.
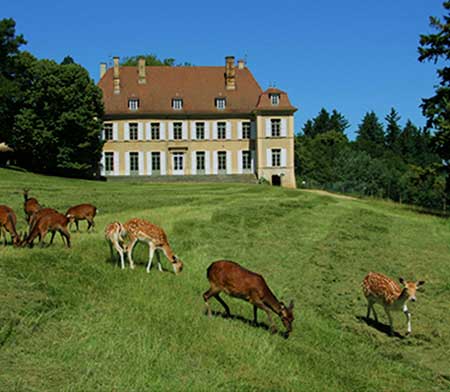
<box><xmin>0</xmin><ymin>205</ymin><xmax>21</xmax><ymax>246</ymax></box>
<box><xmin>123</xmin><ymin>218</ymin><xmax>183</xmax><ymax>274</ymax></box>
<box><xmin>203</xmin><ymin>260</ymin><xmax>295</xmax><ymax>336</ymax></box>
<box><xmin>23</xmin><ymin>189</ymin><xmax>41</xmax><ymax>222</ymax></box>
<box><xmin>105</xmin><ymin>222</ymin><xmax>127</xmax><ymax>269</ymax></box>
<box><xmin>362</xmin><ymin>272</ymin><xmax>425</xmax><ymax>335</ymax></box>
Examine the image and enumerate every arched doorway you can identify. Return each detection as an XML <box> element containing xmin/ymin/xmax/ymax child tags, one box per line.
<box><xmin>272</xmin><ymin>175</ymin><xmax>281</xmax><ymax>186</ymax></box>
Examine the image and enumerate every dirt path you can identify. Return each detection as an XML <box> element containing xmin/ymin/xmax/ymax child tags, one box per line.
<box><xmin>301</xmin><ymin>189</ymin><xmax>359</xmax><ymax>201</ymax></box>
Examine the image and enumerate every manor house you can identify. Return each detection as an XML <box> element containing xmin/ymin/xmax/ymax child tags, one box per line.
<box><xmin>98</xmin><ymin>56</ymin><xmax>297</xmax><ymax>188</ymax></box>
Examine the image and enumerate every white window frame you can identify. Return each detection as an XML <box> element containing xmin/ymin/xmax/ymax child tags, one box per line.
<box><xmin>129</xmin><ymin>123</ymin><xmax>139</xmax><ymax>140</ymax></box>
<box><xmin>216</xmin><ymin>98</ymin><xmax>226</xmax><ymax>110</ymax></box>
<box><xmin>172</xmin><ymin>98</ymin><xmax>183</xmax><ymax>110</ymax></box>
<box><xmin>128</xmin><ymin>99</ymin><xmax>139</xmax><ymax>111</ymax></box>
<box><xmin>271</xmin><ymin>149</ymin><xmax>281</xmax><ymax>167</ymax></box>
<box><xmin>103</xmin><ymin>123</ymin><xmax>113</xmax><ymax>140</ymax></box>
<box><xmin>270</xmin><ymin>94</ymin><xmax>280</xmax><ymax>106</ymax></box>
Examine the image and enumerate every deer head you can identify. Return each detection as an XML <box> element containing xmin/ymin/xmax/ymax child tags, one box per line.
<box><xmin>399</xmin><ymin>277</ymin><xmax>425</xmax><ymax>302</ymax></box>
<box><xmin>280</xmin><ymin>300</ymin><xmax>295</xmax><ymax>334</ymax></box>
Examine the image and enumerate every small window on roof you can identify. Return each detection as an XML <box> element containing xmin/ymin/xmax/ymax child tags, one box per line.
<box><xmin>270</xmin><ymin>94</ymin><xmax>280</xmax><ymax>106</ymax></box>
<box><xmin>128</xmin><ymin>98</ymin><xmax>139</xmax><ymax>110</ymax></box>
<box><xmin>215</xmin><ymin>98</ymin><xmax>226</xmax><ymax>110</ymax></box>
<box><xmin>172</xmin><ymin>98</ymin><xmax>183</xmax><ymax>110</ymax></box>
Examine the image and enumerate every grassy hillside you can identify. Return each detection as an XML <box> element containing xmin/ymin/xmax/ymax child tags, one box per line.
<box><xmin>0</xmin><ymin>168</ymin><xmax>449</xmax><ymax>392</ymax></box>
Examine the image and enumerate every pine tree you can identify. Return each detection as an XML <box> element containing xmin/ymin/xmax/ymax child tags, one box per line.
<box><xmin>355</xmin><ymin>111</ymin><xmax>385</xmax><ymax>158</ymax></box>
<box><xmin>385</xmin><ymin>108</ymin><xmax>401</xmax><ymax>153</ymax></box>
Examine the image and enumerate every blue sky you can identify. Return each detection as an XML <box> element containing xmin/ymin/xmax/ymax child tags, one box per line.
<box><xmin>3</xmin><ymin>0</ymin><xmax>445</xmax><ymax>138</ymax></box>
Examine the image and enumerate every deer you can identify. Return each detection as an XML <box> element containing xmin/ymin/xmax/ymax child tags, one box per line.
<box><xmin>65</xmin><ymin>203</ymin><xmax>97</xmax><ymax>232</ymax></box>
<box><xmin>27</xmin><ymin>207</ymin><xmax>60</xmax><ymax>245</ymax></box>
<box><xmin>105</xmin><ymin>221</ymin><xmax>127</xmax><ymax>269</ymax></box>
<box><xmin>23</xmin><ymin>189</ymin><xmax>41</xmax><ymax>222</ymax></box>
<box><xmin>0</xmin><ymin>205</ymin><xmax>21</xmax><ymax>246</ymax></box>
<box><xmin>23</xmin><ymin>211</ymin><xmax>71</xmax><ymax>248</ymax></box>
<box><xmin>362</xmin><ymin>272</ymin><xmax>425</xmax><ymax>336</ymax></box>
<box><xmin>123</xmin><ymin>218</ymin><xmax>183</xmax><ymax>274</ymax></box>
<box><xmin>203</xmin><ymin>260</ymin><xmax>295</xmax><ymax>337</ymax></box>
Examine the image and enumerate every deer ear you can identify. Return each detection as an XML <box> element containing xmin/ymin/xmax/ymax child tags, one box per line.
<box><xmin>399</xmin><ymin>277</ymin><xmax>406</xmax><ymax>285</ymax></box>
<box><xmin>417</xmin><ymin>280</ymin><xmax>425</xmax><ymax>287</ymax></box>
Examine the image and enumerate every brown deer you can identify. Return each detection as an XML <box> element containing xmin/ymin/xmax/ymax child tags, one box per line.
<box><xmin>0</xmin><ymin>205</ymin><xmax>21</xmax><ymax>246</ymax></box>
<box><xmin>65</xmin><ymin>203</ymin><xmax>97</xmax><ymax>232</ymax></box>
<box><xmin>24</xmin><ymin>211</ymin><xmax>71</xmax><ymax>248</ymax></box>
<box><xmin>203</xmin><ymin>260</ymin><xmax>295</xmax><ymax>336</ymax></box>
<box><xmin>27</xmin><ymin>207</ymin><xmax>60</xmax><ymax>245</ymax></box>
<box><xmin>362</xmin><ymin>272</ymin><xmax>425</xmax><ymax>335</ymax></box>
<box><xmin>123</xmin><ymin>218</ymin><xmax>183</xmax><ymax>274</ymax></box>
<box><xmin>23</xmin><ymin>189</ymin><xmax>41</xmax><ymax>222</ymax></box>
<box><xmin>105</xmin><ymin>221</ymin><xmax>127</xmax><ymax>269</ymax></box>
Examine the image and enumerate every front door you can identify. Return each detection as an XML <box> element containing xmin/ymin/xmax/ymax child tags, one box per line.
<box><xmin>173</xmin><ymin>152</ymin><xmax>184</xmax><ymax>175</ymax></box>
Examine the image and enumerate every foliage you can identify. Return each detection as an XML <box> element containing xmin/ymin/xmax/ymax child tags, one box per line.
<box><xmin>302</xmin><ymin>108</ymin><xmax>350</xmax><ymax>138</ymax></box>
<box><xmin>418</xmin><ymin>1</ymin><xmax>450</xmax><ymax>198</ymax></box>
<box><xmin>121</xmin><ymin>54</ymin><xmax>192</xmax><ymax>67</ymax></box>
<box><xmin>385</xmin><ymin>108</ymin><xmax>402</xmax><ymax>154</ymax></box>
<box><xmin>355</xmin><ymin>111</ymin><xmax>385</xmax><ymax>159</ymax></box>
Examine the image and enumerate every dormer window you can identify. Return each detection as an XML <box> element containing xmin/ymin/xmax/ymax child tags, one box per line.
<box><xmin>270</xmin><ymin>94</ymin><xmax>280</xmax><ymax>106</ymax></box>
<box><xmin>172</xmin><ymin>98</ymin><xmax>183</xmax><ymax>110</ymax></box>
<box><xmin>215</xmin><ymin>98</ymin><xmax>226</xmax><ymax>110</ymax></box>
<box><xmin>128</xmin><ymin>98</ymin><xmax>139</xmax><ymax>111</ymax></box>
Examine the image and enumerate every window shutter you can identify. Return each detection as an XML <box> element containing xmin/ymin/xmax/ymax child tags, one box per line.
<box><xmin>138</xmin><ymin>152</ymin><xmax>144</xmax><ymax>175</ymax></box>
<box><xmin>226</xmin><ymin>151</ymin><xmax>232</xmax><ymax>174</ymax></box>
<box><xmin>113</xmin><ymin>123</ymin><xmax>118</xmax><ymax>140</ymax></box>
<box><xmin>182</xmin><ymin>121</ymin><xmax>188</xmax><ymax>140</ymax></box>
<box><xmin>226</xmin><ymin>121</ymin><xmax>232</xmax><ymax>139</ymax></box>
<box><xmin>168</xmin><ymin>123</ymin><xmax>174</xmax><ymax>140</ymax></box>
<box><xmin>160</xmin><ymin>151</ymin><xmax>166</xmax><ymax>175</ymax></box>
<box><xmin>213</xmin><ymin>122</ymin><xmax>218</xmax><ymax>140</ymax></box>
<box><xmin>138</xmin><ymin>123</ymin><xmax>144</xmax><ymax>141</ymax></box>
<box><xmin>205</xmin><ymin>151</ymin><xmax>211</xmax><ymax>174</ymax></box>
<box><xmin>146</xmin><ymin>152</ymin><xmax>152</xmax><ymax>175</ymax></box>
<box><xmin>266</xmin><ymin>149</ymin><xmax>272</xmax><ymax>167</ymax></box>
<box><xmin>251</xmin><ymin>150</ymin><xmax>256</xmax><ymax>172</ymax></box>
<box><xmin>113</xmin><ymin>152</ymin><xmax>119</xmax><ymax>176</ymax></box>
<box><xmin>213</xmin><ymin>151</ymin><xmax>218</xmax><ymax>174</ymax></box>
<box><xmin>100</xmin><ymin>152</ymin><xmax>105</xmax><ymax>175</ymax></box>
<box><xmin>237</xmin><ymin>122</ymin><xmax>243</xmax><ymax>139</ymax></box>
<box><xmin>125</xmin><ymin>152</ymin><xmax>130</xmax><ymax>175</ymax></box>
<box><xmin>124</xmin><ymin>123</ymin><xmax>130</xmax><ymax>141</ymax></box>
<box><xmin>191</xmin><ymin>122</ymin><xmax>197</xmax><ymax>140</ymax></box>
<box><xmin>100</xmin><ymin>129</ymin><xmax>105</xmax><ymax>141</ymax></box>
<box><xmin>159</xmin><ymin>122</ymin><xmax>165</xmax><ymax>140</ymax></box>
<box><xmin>204</xmin><ymin>122</ymin><xmax>210</xmax><ymax>140</ymax></box>
<box><xmin>250</xmin><ymin>121</ymin><xmax>256</xmax><ymax>139</ymax></box>
<box><xmin>281</xmin><ymin>118</ymin><xmax>287</xmax><ymax>137</ymax></box>
<box><xmin>146</xmin><ymin>123</ymin><xmax>151</xmax><ymax>140</ymax></box>
<box><xmin>191</xmin><ymin>151</ymin><xmax>196</xmax><ymax>175</ymax></box>
<box><xmin>281</xmin><ymin>148</ymin><xmax>287</xmax><ymax>167</ymax></box>
<box><xmin>237</xmin><ymin>150</ymin><xmax>243</xmax><ymax>174</ymax></box>
<box><xmin>265</xmin><ymin>119</ymin><xmax>271</xmax><ymax>137</ymax></box>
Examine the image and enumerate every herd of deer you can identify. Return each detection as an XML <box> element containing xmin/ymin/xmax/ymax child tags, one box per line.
<box><xmin>0</xmin><ymin>190</ymin><xmax>425</xmax><ymax>337</ymax></box>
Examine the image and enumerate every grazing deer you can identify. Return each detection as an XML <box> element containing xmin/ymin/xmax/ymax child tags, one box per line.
<box><xmin>27</xmin><ymin>207</ymin><xmax>60</xmax><ymax>245</ymax></box>
<box><xmin>24</xmin><ymin>211</ymin><xmax>71</xmax><ymax>248</ymax></box>
<box><xmin>65</xmin><ymin>203</ymin><xmax>97</xmax><ymax>232</ymax></box>
<box><xmin>105</xmin><ymin>222</ymin><xmax>127</xmax><ymax>269</ymax></box>
<box><xmin>123</xmin><ymin>218</ymin><xmax>183</xmax><ymax>274</ymax></box>
<box><xmin>0</xmin><ymin>205</ymin><xmax>21</xmax><ymax>246</ymax></box>
<box><xmin>203</xmin><ymin>260</ymin><xmax>295</xmax><ymax>336</ymax></box>
<box><xmin>23</xmin><ymin>189</ymin><xmax>41</xmax><ymax>222</ymax></box>
<box><xmin>362</xmin><ymin>272</ymin><xmax>425</xmax><ymax>335</ymax></box>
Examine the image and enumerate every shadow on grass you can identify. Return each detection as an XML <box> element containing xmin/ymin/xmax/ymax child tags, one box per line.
<box><xmin>207</xmin><ymin>310</ymin><xmax>289</xmax><ymax>339</ymax></box>
<box><xmin>356</xmin><ymin>315</ymin><xmax>404</xmax><ymax>339</ymax></box>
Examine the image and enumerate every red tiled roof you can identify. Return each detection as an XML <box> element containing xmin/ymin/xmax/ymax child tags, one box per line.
<box><xmin>255</xmin><ymin>88</ymin><xmax>297</xmax><ymax>112</ymax></box>
<box><xmin>98</xmin><ymin>65</ymin><xmax>296</xmax><ymax>116</ymax></box>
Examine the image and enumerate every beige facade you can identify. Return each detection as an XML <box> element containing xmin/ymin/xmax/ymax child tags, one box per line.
<box><xmin>99</xmin><ymin>57</ymin><xmax>297</xmax><ymax>188</ymax></box>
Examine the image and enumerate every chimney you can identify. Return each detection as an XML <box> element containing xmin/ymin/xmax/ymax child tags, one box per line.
<box><xmin>237</xmin><ymin>59</ymin><xmax>245</xmax><ymax>70</ymax></box>
<box><xmin>225</xmin><ymin>56</ymin><xmax>236</xmax><ymax>90</ymax></box>
<box><xmin>113</xmin><ymin>56</ymin><xmax>120</xmax><ymax>94</ymax></box>
<box><xmin>138</xmin><ymin>57</ymin><xmax>146</xmax><ymax>84</ymax></box>
<box><xmin>100</xmin><ymin>62</ymin><xmax>107</xmax><ymax>78</ymax></box>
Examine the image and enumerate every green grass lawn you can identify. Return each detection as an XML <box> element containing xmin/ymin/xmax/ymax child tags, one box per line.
<box><xmin>0</xmin><ymin>168</ymin><xmax>449</xmax><ymax>391</ymax></box>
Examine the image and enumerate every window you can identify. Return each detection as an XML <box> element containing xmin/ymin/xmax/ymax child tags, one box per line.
<box><xmin>271</xmin><ymin>119</ymin><xmax>281</xmax><ymax>137</ymax></box>
<box><xmin>173</xmin><ymin>152</ymin><xmax>184</xmax><ymax>171</ymax></box>
<box><xmin>242</xmin><ymin>150</ymin><xmax>251</xmax><ymax>170</ymax></box>
<box><xmin>105</xmin><ymin>152</ymin><xmax>114</xmax><ymax>173</ymax></box>
<box><xmin>270</xmin><ymin>94</ymin><xmax>280</xmax><ymax>106</ymax></box>
<box><xmin>130</xmin><ymin>152</ymin><xmax>139</xmax><ymax>174</ymax></box>
<box><xmin>129</xmin><ymin>123</ymin><xmax>138</xmax><ymax>140</ymax></box>
<box><xmin>272</xmin><ymin>149</ymin><xmax>281</xmax><ymax>167</ymax></box>
<box><xmin>152</xmin><ymin>152</ymin><xmax>161</xmax><ymax>171</ymax></box>
<box><xmin>218</xmin><ymin>151</ymin><xmax>227</xmax><ymax>171</ymax></box>
<box><xmin>196</xmin><ymin>151</ymin><xmax>205</xmax><ymax>171</ymax></box>
<box><xmin>217</xmin><ymin>122</ymin><xmax>226</xmax><ymax>139</ymax></box>
<box><xmin>216</xmin><ymin>98</ymin><xmax>226</xmax><ymax>110</ymax></box>
<box><xmin>151</xmin><ymin>123</ymin><xmax>160</xmax><ymax>140</ymax></box>
<box><xmin>242</xmin><ymin>122</ymin><xmax>251</xmax><ymax>139</ymax></box>
<box><xmin>104</xmin><ymin>123</ymin><xmax>113</xmax><ymax>140</ymax></box>
<box><xmin>173</xmin><ymin>122</ymin><xmax>183</xmax><ymax>140</ymax></box>
<box><xmin>128</xmin><ymin>99</ymin><xmax>139</xmax><ymax>111</ymax></box>
<box><xmin>172</xmin><ymin>98</ymin><xmax>183</xmax><ymax>110</ymax></box>
<box><xmin>196</xmin><ymin>122</ymin><xmax>205</xmax><ymax>139</ymax></box>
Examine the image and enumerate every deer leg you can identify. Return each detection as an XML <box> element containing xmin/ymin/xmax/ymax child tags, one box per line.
<box><xmin>403</xmin><ymin>304</ymin><xmax>412</xmax><ymax>335</ymax></box>
<box><xmin>59</xmin><ymin>228</ymin><xmax>71</xmax><ymax>248</ymax></box>
<box><xmin>127</xmin><ymin>239</ymin><xmax>137</xmax><ymax>269</ymax></box>
<box><xmin>384</xmin><ymin>307</ymin><xmax>394</xmax><ymax>335</ymax></box>
<box><xmin>112</xmin><ymin>239</ymin><xmax>125</xmax><ymax>269</ymax></box>
<box><xmin>49</xmin><ymin>231</ymin><xmax>56</xmax><ymax>245</ymax></box>
<box><xmin>146</xmin><ymin>243</ymin><xmax>156</xmax><ymax>273</ymax></box>
<box><xmin>87</xmin><ymin>218</ymin><xmax>94</xmax><ymax>232</ymax></box>
<box><xmin>253</xmin><ymin>305</ymin><xmax>258</xmax><ymax>325</ymax></box>
<box><xmin>75</xmin><ymin>220</ymin><xmax>79</xmax><ymax>232</ymax></box>
<box><xmin>257</xmin><ymin>302</ymin><xmax>277</xmax><ymax>333</ymax></box>
<box><xmin>156</xmin><ymin>250</ymin><xmax>163</xmax><ymax>272</ymax></box>
<box><xmin>38</xmin><ymin>230</ymin><xmax>48</xmax><ymax>247</ymax></box>
<box><xmin>213</xmin><ymin>294</ymin><xmax>231</xmax><ymax>317</ymax></box>
<box><xmin>203</xmin><ymin>287</ymin><xmax>220</xmax><ymax>318</ymax></box>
